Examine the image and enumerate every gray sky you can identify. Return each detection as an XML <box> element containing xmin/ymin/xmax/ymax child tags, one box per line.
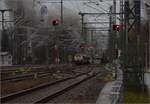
<box><xmin>0</xmin><ymin>0</ymin><xmax>113</xmax><ymax>29</ymax></box>
<box><xmin>0</xmin><ymin>0</ymin><xmax>148</xmax><ymax>50</ymax></box>
<box><xmin>0</xmin><ymin>0</ymin><xmax>148</xmax><ymax>29</ymax></box>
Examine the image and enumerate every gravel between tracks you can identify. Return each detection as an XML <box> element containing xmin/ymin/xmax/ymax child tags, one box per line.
<box><xmin>48</xmin><ymin>72</ymin><xmax>107</xmax><ymax>104</ymax></box>
<box><xmin>1</xmin><ymin>65</ymin><xmax>99</xmax><ymax>96</ymax></box>
<box><xmin>1</xmin><ymin>65</ymin><xmax>106</xmax><ymax>104</ymax></box>
<box><xmin>3</xmin><ymin>74</ymin><xmax>90</xmax><ymax>103</ymax></box>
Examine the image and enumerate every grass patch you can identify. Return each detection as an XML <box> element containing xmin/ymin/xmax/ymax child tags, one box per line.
<box><xmin>123</xmin><ymin>86</ymin><xmax>149</xmax><ymax>103</ymax></box>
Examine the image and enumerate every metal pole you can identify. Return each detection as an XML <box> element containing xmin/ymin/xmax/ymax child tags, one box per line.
<box><xmin>0</xmin><ymin>11</ymin><xmax>4</xmax><ymax>52</ymax></box>
<box><xmin>124</xmin><ymin>0</ymin><xmax>129</xmax><ymax>66</ymax></box>
<box><xmin>145</xmin><ymin>43</ymin><xmax>148</xmax><ymax>71</ymax></box>
<box><xmin>113</xmin><ymin>0</ymin><xmax>117</xmax><ymax>61</ymax></box>
<box><xmin>120</xmin><ymin>0</ymin><xmax>124</xmax><ymax>66</ymax></box>
<box><xmin>147</xmin><ymin>7</ymin><xmax>150</xmax><ymax>70</ymax></box>
<box><xmin>109</xmin><ymin>6</ymin><xmax>113</xmax><ymax>61</ymax></box>
<box><xmin>1</xmin><ymin>11</ymin><xmax>5</xmax><ymax>31</ymax></box>
<box><xmin>46</xmin><ymin>43</ymin><xmax>49</xmax><ymax>65</ymax></box>
<box><xmin>80</xmin><ymin>13</ymin><xmax>85</xmax><ymax>42</ymax></box>
<box><xmin>91</xmin><ymin>30</ymin><xmax>94</xmax><ymax>63</ymax></box>
<box><xmin>61</xmin><ymin>0</ymin><xmax>63</xmax><ymax>24</ymax></box>
<box><xmin>113</xmin><ymin>0</ymin><xmax>116</xmax><ymax>24</ymax></box>
<box><xmin>149</xmin><ymin>8</ymin><xmax>150</xmax><ymax>70</ymax></box>
<box><xmin>54</xmin><ymin>26</ymin><xmax>60</xmax><ymax>64</ymax></box>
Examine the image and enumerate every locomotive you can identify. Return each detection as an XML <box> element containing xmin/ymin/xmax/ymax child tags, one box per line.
<box><xmin>73</xmin><ymin>53</ymin><xmax>91</xmax><ymax>65</ymax></box>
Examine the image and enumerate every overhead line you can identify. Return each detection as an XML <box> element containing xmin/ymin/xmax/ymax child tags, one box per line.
<box><xmin>83</xmin><ymin>22</ymin><xmax>109</xmax><ymax>24</ymax></box>
<box><xmin>47</xmin><ymin>0</ymin><xmax>91</xmax><ymax>1</ymax></box>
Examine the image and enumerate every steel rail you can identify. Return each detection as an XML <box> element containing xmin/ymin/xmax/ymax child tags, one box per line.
<box><xmin>0</xmin><ymin>71</ymin><xmax>87</xmax><ymax>103</ymax></box>
<box><xmin>1</xmin><ymin>65</ymin><xmax>92</xmax><ymax>83</ymax></box>
<box><xmin>0</xmin><ymin>72</ymin><xmax>52</xmax><ymax>83</ymax></box>
<box><xmin>34</xmin><ymin>71</ymin><xmax>101</xmax><ymax>103</ymax></box>
<box><xmin>0</xmin><ymin>76</ymin><xmax>73</xmax><ymax>103</ymax></box>
<box><xmin>0</xmin><ymin>70</ymin><xmax>100</xmax><ymax>103</ymax></box>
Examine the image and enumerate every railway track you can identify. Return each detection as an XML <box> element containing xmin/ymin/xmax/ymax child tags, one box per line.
<box><xmin>0</xmin><ymin>69</ymin><xmax>86</xmax><ymax>83</ymax></box>
<box><xmin>0</xmin><ymin>70</ymin><xmax>101</xmax><ymax>104</ymax></box>
<box><xmin>0</xmin><ymin>65</ymin><xmax>95</xmax><ymax>83</ymax></box>
<box><xmin>0</xmin><ymin>71</ymin><xmax>53</xmax><ymax>83</ymax></box>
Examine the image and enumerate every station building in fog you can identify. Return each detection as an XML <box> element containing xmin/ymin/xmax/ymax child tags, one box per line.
<box><xmin>0</xmin><ymin>52</ymin><xmax>12</xmax><ymax>66</ymax></box>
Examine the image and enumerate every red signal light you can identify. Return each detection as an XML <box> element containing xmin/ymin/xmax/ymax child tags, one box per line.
<box><xmin>116</xmin><ymin>25</ymin><xmax>120</xmax><ymax>31</ymax></box>
<box><xmin>52</xmin><ymin>19</ymin><xmax>59</xmax><ymax>26</ymax></box>
<box><xmin>113</xmin><ymin>24</ymin><xmax>122</xmax><ymax>31</ymax></box>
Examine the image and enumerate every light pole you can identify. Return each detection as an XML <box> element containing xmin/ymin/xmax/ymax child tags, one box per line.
<box><xmin>147</xmin><ymin>7</ymin><xmax>150</xmax><ymax>71</ymax></box>
<box><xmin>61</xmin><ymin>0</ymin><xmax>63</xmax><ymax>24</ymax></box>
<box><xmin>145</xmin><ymin>42</ymin><xmax>148</xmax><ymax>71</ymax></box>
<box><xmin>148</xmin><ymin>7</ymin><xmax>150</xmax><ymax>71</ymax></box>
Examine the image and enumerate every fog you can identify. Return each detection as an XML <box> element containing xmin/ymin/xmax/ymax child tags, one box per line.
<box><xmin>1</xmin><ymin>0</ymin><xmax>111</xmax><ymax>60</ymax></box>
<box><xmin>4</xmin><ymin>0</ymin><xmax>82</xmax><ymax>44</ymax></box>
<box><xmin>4</xmin><ymin>0</ymin><xmax>81</xmax><ymax>28</ymax></box>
